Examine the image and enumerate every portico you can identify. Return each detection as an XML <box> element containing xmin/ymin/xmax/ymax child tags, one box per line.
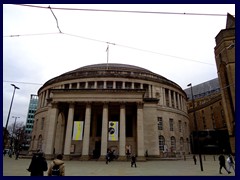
<box><xmin>44</xmin><ymin>89</ymin><xmax>147</xmax><ymax>161</ymax></box>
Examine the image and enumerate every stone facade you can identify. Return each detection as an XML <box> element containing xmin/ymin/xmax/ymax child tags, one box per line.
<box><xmin>214</xmin><ymin>14</ymin><xmax>235</xmax><ymax>154</ymax></box>
<box><xmin>185</xmin><ymin>78</ymin><xmax>232</xmax><ymax>154</ymax></box>
<box><xmin>29</xmin><ymin>63</ymin><xmax>189</xmax><ymax>160</ymax></box>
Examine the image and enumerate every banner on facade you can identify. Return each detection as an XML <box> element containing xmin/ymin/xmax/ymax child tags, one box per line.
<box><xmin>72</xmin><ymin>121</ymin><xmax>84</xmax><ymax>140</ymax></box>
<box><xmin>108</xmin><ymin>121</ymin><xmax>118</xmax><ymax>141</ymax></box>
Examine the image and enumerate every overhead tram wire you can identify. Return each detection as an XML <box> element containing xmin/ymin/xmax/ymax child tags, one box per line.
<box><xmin>5</xmin><ymin>4</ymin><xmax>216</xmax><ymax>66</ymax></box>
<box><xmin>62</xmin><ymin>32</ymin><xmax>214</xmax><ymax>66</ymax></box>
<box><xmin>3</xmin><ymin>31</ymin><xmax>215</xmax><ymax>66</ymax></box>
<box><xmin>13</xmin><ymin>4</ymin><xmax>232</xmax><ymax>17</ymax></box>
<box><xmin>3</xmin><ymin>80</ymin><xmax>43</xmax><ymax>86</ymax></box>
<box><xmin>3</xmin><ymin>32</ymin><xmax>60</xmax><ymax>37</ymax></box>
<box><xmin>48</xmin><ymin>5</ymin><xmax>62</xmax><ymax>33</ymax></box>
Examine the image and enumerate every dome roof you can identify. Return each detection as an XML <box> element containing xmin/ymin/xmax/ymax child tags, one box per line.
<box><xmin>40</xmin><ymin>63</ymin><xmax>182</xmax><ymax>92</ymax></box>
<box><xmin>68</xmin><ymin>63</ymin><xmax>152</xmax><ymax>74</ymax></box>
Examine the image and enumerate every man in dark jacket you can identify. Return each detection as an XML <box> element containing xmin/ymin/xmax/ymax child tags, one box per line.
<box><xmin>218</xmin><ymin>154</ymin><xmax>231</xmax><ymax>174</ymax></box>
<box><xmin>27</xmin><ymin>152</ymin><xmax>48</xmax><ymax>176</ymax></box>
<box><xmin>131</xmin><ymin>154</ymin><xmax>137</xmax><ymax>168</ymax></box>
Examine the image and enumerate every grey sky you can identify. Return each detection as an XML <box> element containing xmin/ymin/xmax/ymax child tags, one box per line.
<box><xmin>3</xmin><ymin>4</ymin><xmax>235</xmax><ymax>126</ymax></box>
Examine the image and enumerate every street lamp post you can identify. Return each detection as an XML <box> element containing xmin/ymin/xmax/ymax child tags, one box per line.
<box><xmin>188</xmin><ymin>83</ymin><xmax>203</xmax><ymax>171</ymax></box>
<box><xmin>4</xmin><ymin>84</ymin><xmax>20</xmax><ymax>149</ymax></box>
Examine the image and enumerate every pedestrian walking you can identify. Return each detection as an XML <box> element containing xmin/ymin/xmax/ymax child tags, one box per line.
<box><xmin>27</xmin><ymin>151</ymin><xmax>48</xmax><ymax>176</ymax></box>
<box><xmin>106</xmin><ymin>151</ymin><xmax>110</xmax><ymax>164</ymax></box>
<box><xmin>131</xmin><ymin>154</ymin><xmax>137</xmax><ymax>168</ymax></box>
<box><xmin>48</xmin><ymin>154</ymin><xmax>65</xmax><ymax>176</ymax></box>
<box><xmin>8</xmin><ymin>149</ymin><xmax>12</xmax><ymax>158</ymax></box>
<box><xmin>218</xmin><ymin>154</ymin><xmax>231</xmax><ymax>174</ymax></box>
<box><xmin>3</xmin><ymin>149</ymin><xmax>6</xmax><ymax>156</ymax></box>
<box><xmin>193</xmin><ymin>155</ymin><xmax>197</xmax><ymax>165</ymax></box>
<box><xmin>15</xmin><ymin>150</ymin><xmax>20</xmax><ymax>160</ymax></box>
<box><xmin>227</xmin><ymin>154</ymin><xmax>235</xmax><ymax>172</ymax></box>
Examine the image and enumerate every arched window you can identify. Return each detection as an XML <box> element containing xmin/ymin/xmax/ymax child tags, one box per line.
<box><xmin>37</xmin><ymin>135</ymin><xmax>43</xmax><ymax>151</ymax></box>
<box><xmin>41</xmin><ymin>118</ymin><xmax>44</xmax><ymax>130</ymax></box>
<box><xmin>159</xmin><ymin>135</ymin><xmax>165</xmax><ymax>151</ymax></box>
<box><xmin>170</xmin><ymin>136</ymin><xmax>176</xmax><ymax>151</ymax></box>
<box><xmin>178</xmin><ymin>120</ymin><xmax>182</xmax><ymax>132</ymax></box>
<box><xmin>180</xmin><ymin>137</ymin><xmax>184</xmax><ymax>151</ymax></box>
<box><xmin>31</xmin><ymin>135</ymin><xmax>36</xmax><ymax>150</ymax></box>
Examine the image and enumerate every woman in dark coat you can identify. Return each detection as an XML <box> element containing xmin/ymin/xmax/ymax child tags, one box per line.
<box><xmin>27</xmin><ymin>152</ymin><xmax>48</xmax><ymax>176</ymax></box>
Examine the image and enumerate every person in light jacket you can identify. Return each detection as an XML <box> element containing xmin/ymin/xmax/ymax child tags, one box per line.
<box><xmin>47</xmin><ymin>154</ymin><xmax>65</xmax><ymax>176</ymax></box>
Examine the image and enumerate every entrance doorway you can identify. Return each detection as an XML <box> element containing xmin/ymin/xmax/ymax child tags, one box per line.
<box><xmin>93</xmin><ymin>140</ymin><xmax>101</xmax><ymax>159</ymax></box>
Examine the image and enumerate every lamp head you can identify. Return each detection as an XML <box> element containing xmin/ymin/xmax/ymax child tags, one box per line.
<box><xmin>11</xmin><ymin>84</ymin><xmax>20</xmax><ymax>89</ymax></box>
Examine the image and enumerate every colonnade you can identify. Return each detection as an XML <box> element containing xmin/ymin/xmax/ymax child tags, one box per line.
<box><xmin>38</xmin><ymin>85</ymin><xmax>187</xmax><ymax>113</ymax></box>
<box><xmin>44</xmin><ymin>101</ymin><xmax>145</xmax><ymax>160</ymax></box>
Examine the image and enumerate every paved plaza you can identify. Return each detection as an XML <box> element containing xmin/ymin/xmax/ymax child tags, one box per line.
<box><xmin>3</xmin><ymin>155</ymin><xmax>235</xmax><ymax>176</ymax></box>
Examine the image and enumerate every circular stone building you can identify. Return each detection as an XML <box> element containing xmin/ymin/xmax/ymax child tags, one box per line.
<box><xmin>30</xmin><ymin>63</ymin><xmax>190</xmax><ymax>160</ymax></box>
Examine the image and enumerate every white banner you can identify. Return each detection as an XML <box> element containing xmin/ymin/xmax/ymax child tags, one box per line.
<box><xmin>108</xmin><ymin>121</ymin><xmax>118</xmax><ymax>141</ymax></box>
<box><xmin>72</xmin><ymin>121</ymin><xmax>84</xmax><ymax>140</ymax></box>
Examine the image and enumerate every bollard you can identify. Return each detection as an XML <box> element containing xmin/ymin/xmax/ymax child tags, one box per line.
<box><xmin>213</xmin><ymin>155</ymin><xmax>215</xmax><ymax>161</ymax></box>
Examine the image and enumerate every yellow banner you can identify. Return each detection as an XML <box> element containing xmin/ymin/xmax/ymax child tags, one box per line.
<box><xmin>72</xmin><ymin>121</ymin><xmax>84</xmax><ymax>140</ymax></box>
<box><xmin>108</xmin><ymin>121</ymin><xmax>118</xmax><ymax>141</ymax></box>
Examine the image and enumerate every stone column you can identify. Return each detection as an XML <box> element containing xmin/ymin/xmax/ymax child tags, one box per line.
<box><xmin>177</xmin><ymin>94</ymin><xmax>181</xmax><ymax>109</ymax></box>
<box><xmin>41</xmin><ymin>91</ymin><xmax>45</xmax><ymax>107</ymax></box>
<box><xmin>63</xmin><ymin>103</ymin><xmax>75</xmax><ymax>160</ymax></box>
<box><xmin>159</xmin><ymin>87</ymin><xmax>163</xmax><ymax>105</ymax></box>
<box><xmin>37</xmin><ymin>94</ymin><xmax>41</xmax><ymax>109</ymax></box>
<box><xmin>100</xmin><ymin>102</ymin><xmax>108</xmax><ymax>160</ymax></box>
<box><xmin>44</xmin><ymin>90</ymin><xmax>49</xmax><ymax>107</ymax></box>
<box><xmin>44</xmin><ymin>102</ymin><xmax>59</xmax><ymax>159</ymax></box>
<box><xmin>104</xmin><ymin>81</ymin><xmax>107</xmax><ymax>89</ymax></box>
<box><xmin>81</xmin><ymin>103</ymin><xmax>91</xmax><ymax>160</ymax></box>
<box><xmin>162</xmin><ymin>87</ymin><xmax>166</xmax><ymax>106</ymax></box>
<box><xmin>131</xmin><ymin>82</ymin><xmax>134</xmax><ymax>89</ymax></box>
<box><xmin>169</xmin><ymin>89</ymin><xmax>172</xmax><ymax>107</ymax></box>
<box><xmin>183</xmin><ymin>98</ymin><xmax>187</xmax><ymax>112</ymax></box>
<box><xmin>137</xmin><ymin>102</ymin><xmax>146</xmax><ymax>161</ymax></box>
<box><xmin>173</xmin><ymin>91</ymin><xmax>177</xmax><ymax>108</ymax></box>
<box><xmin>119</xmin><ymin>103</ymin><xmax>126</xmax><ymax>160</ymax></box>
<box><xmin>122</xmin><ymin>82</ymin><xmax>125</xmax><ymax>89</ymax></box>
<box><xmin>113</xmin><ymin>81</ymin><xmax>116</xmax><ymax>89</ymax></box>
<box><xmin>180</xmin><ymin>96</ymin><xmax>183</xmax><ymax>110</ymax></box>
<box><xmin>181</xmin><ymin>96</ymin><xmax>184</xmax><ymax>111</ymax></box>
<box><xmin>148</xmin><ymin>85</ymin><xmax>151</xmax><ymax>98</ymax></box>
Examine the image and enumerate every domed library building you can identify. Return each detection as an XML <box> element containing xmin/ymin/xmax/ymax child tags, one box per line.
<box><xmin>29</xmin><ymin>63</ymin><xmax>190</xmax><ymax>160</ymax></box>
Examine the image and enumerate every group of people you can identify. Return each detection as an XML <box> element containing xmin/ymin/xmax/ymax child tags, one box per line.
<box><xmin>105</xmin><ymin>149</ymin><xmax>117</xmax><ymax>164</ymax></box>
<box><xmin>27</xmin><ymin>151</ymin><xmax>65</xmax><ymax>176</ymax></box>
<box><xmin>105</xmin><ymin>149</ymin><xmax>137</xmax><ymax>167</ymax></box>
<box><xmin>3</xmin><ymin>149</ymin><xmax>20</xmax><ymax>160</ymax></box>
<box><xmin>26</xmin><ymin>150</ymin><xmax>235</xmax><ymax>175</ymax></box>
<box><xmin>218</xmin><ymin>154</ymin><xmax>235</xmax><ymax>174</ymax></box>
<box><xmin>193</xmin><ymin>153</ymin><xmax>235</xmax><ymax>174</ymax></box>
